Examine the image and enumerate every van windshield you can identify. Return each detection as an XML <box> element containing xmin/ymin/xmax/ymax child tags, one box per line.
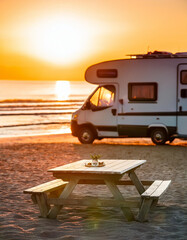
<box><xmin>89</xmin><ymin>85</ymin><xmax>115</xmax><ymax>109</ymax></box>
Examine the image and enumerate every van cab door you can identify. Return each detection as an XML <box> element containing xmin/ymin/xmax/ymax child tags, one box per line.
<box><xmin>177</xmin><ymin>64</ymin><xmax>187</xmax><ymax>135</ymax></box>
<box><xmin>84</xmin><ymin>84</ymin><xmax>118</xmax><ymax>137</ymax></box>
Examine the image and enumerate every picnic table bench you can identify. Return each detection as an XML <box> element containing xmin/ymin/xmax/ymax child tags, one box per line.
<box><xmin>24</xmin><ymin>159</ymin><xmax>171</xmax><ymax>222</ymax></box>
<box><xmin>24</xmin><ymin>179</ymin><xmax>68</xmax><ymax>217</ymax></box>
<box><xmin>138</xmin><ymin>180</ymin><xmax>171</xmax><ymax>222</ymax></box>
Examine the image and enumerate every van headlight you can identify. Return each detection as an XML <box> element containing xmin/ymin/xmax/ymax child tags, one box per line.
<box><xmin>72</xmin><ymin>113</ymin><xmax>78</xmax><ymax>120</ymax></box>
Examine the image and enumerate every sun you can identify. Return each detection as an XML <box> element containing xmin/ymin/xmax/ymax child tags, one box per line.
<box><xmin>27</xmin><ymin>16</ymin><xmax>92</xmax><ymax>65</ymax></box>
<box><xmin>55</xmin><ymin>81</ymin><xmax>70</xmax><ymax>100</ymax></box>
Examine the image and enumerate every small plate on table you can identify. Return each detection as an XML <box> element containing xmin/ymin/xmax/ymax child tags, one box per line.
<box><xmin>85</xmin><ymin>161</ymin><xmax>105</xmax><ymax>167</ymax></box>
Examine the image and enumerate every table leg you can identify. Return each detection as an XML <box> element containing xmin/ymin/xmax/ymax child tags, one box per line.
<box><xmin>128</xmin><ymin>171</ymin><xmax>145</xmax><ymax>195</ymax></box>
<box><xmin>105</xmin><ymin>180</ymin><xmax>135</xmax><ymax>221</ymax></box>
<box><xmin>47</xmin><ymin>179</ymin><xmax>78</xmax><ymax>219</ymax></box>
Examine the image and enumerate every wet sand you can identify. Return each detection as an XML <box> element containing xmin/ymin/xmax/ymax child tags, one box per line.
<box><xmin>0</xmin><ymin>134</ymin><xmax>186</xmax><ymax>240</ymax></box>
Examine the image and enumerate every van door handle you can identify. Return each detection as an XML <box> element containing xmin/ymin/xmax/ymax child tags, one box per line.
<box><xmin>179</xmin><ymin>106</ymin><xmax>182</xmax><ymax>112</ymax></box>
<box><xmin>111</xmin><ymin>109</ymin><xmax>117</xmax><ymax>116</ymax></box>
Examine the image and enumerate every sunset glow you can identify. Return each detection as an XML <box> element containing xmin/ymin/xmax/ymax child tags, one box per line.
<box><xmin>25</xmin><ymin>16</ymin><xmax>93</xmax><ymax>65</ymax></box>
<box><xmin>0</xmin><ymin>0</ymin><xmax>187</xmax><ymax>80</ymax></box>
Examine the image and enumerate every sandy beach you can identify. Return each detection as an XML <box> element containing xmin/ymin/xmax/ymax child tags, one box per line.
<box><xmin>0</xmin><ymin>134</ymin><xmax>186</xmax><ymax>240</ymax></box>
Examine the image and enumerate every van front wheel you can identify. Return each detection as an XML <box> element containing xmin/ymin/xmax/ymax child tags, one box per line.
<box><xmin>78</xmin><ymin>127</ymin><xmax>95</xmax><ymax>144</ymax></box>
<box><xmin>151</xmin><ymin>128</ymin><xmax>167</xmax><ymax>145</ymax></box>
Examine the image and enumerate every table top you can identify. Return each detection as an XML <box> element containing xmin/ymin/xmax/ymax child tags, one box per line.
<box><xmin>48</xmin><ymin>159</ymin><xmax>146</xmax><ymax>175</ymax></box>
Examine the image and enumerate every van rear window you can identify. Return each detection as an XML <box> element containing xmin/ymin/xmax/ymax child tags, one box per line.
<box><xmin>181</xmin><ymin>71</ymin><xmax>187</xmax><ymax>84</ymax></box>
<box><xmin>128</xmin><ymin>82</ymin><xmax>157</xmax><ymax>101</ymax></box>
<box><xmin>97</xmin><ymin>69</ymin><xmax>118</xmax><ymax>78</ymax></box>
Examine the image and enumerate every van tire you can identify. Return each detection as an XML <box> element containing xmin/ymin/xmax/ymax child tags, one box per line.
<box><xmin>78</xmin><ymin>127</ymin><xmax>95</xmax><ymax>144</ymax></box>
<box><xmin>151</xmin><ymin>128</ymin><xmax>167</xmax><ymax>145</ymax></box>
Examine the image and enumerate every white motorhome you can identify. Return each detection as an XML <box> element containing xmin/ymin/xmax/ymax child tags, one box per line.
<box><xmin>71</xmin><ymin>51</ymin><xmax>187</xmax><ymax>145</ymax></box>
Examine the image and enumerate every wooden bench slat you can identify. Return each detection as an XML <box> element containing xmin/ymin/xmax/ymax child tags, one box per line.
<box><xmin>141</xmin><ymin>180</ymin><xmax>163</xmax><ymax>198</ymax></box>
<box><xmin>142</xmin><ymin>180</ymin><xmax>171</xmax><ymax>198</ymax></box>
<box><xmin>151</xmin><ymin>180</ymin><xmax>171</xmax><ymax>198</ymax></box>
<box><xmin>23</xmin><ymin>179</ymin><xmax>68</xmax><ymax>194</ymax></box>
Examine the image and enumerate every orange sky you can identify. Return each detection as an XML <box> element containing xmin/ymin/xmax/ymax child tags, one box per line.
<box><xmin>0</xmin><ymin>0</ymin><xmax>187</xmax><ymax>80</ymax></box>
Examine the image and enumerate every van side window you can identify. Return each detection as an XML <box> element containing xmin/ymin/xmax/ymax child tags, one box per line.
<box><xmin>128</xmin><ymin>82</ymin><xmax>157</xmax><ymax>101</ymax></box>
<box><xmin>90</xmin><ymin>85</ymin><xmax>115</xmax><ymax>109</ymax></box>
<box><xmin>97</xmin><ymin>69</ymin><xmax>117</xmax><ymax>78</ymax></box>
<box><xmin>181</xmin><ymin>71</ymin><xmax>187</xmax><ymax>84</ymax></box>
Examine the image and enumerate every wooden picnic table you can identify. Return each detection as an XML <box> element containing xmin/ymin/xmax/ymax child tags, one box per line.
<box><xmin>47</xmin><ymin>159</ymin><xmax>146</xmax><ymax>221</ymax></box>
<box><xmin>24</xmin><ymin>159</ymin><xmax>171</xmax><ymax>222</ymax></box>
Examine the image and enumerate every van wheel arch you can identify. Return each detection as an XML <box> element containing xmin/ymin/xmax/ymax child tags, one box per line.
<box><xmin>149</xmin><ymin>127</ymin><xmax>168</xmax><ymax>145</ymax></box>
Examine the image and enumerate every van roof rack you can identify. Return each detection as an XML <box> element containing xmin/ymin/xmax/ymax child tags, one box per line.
<box><xmin>127</xmin><ymin>51</ymin><xmax>187</xmax><ymax>59</ymax></box>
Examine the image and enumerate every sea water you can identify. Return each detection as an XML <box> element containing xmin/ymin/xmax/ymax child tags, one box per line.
<box><xmin>0</xmin><ymin>80</ymin><xmax>96</xmax><ymax>137</ymax></box>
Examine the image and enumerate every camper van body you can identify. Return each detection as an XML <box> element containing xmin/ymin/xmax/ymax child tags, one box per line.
<box><xmin>71</xmin><ymin>52</ymin><xmax>187</xmax><ymax>144</ymax></box>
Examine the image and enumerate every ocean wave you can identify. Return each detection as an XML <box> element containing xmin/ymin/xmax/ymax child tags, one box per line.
<box><xmin>0</xmin><ymin>106</ymin><xmax>79</xmax><ymax>111</ymax></box>
<box><xmin>0</xmin><ymin>100</ymin><xmax>82</xmax><ymax>116</ymax></box>
<box><xmin>0</xmin><ymin>99</ymin><xmax>84</xmax><ymax>103</ymax></box>
<box><xmin>0</xmin><ymin>121</ymin><xmax>70</xmax><ymax>128</ymax></box>
<box><xmin>0</xmin><ymin>99</ymin><xmax>79</xmax><ymax>135</ymax></box>
<box><xmin>0</xmin><ymin>111</ymin><xmax>74</xmax><ymax>116</ymax></box>
<box><xmin>0</xmin><ymin>104</ymin><xmax>82</xmax><ymax>108</ymax></box>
